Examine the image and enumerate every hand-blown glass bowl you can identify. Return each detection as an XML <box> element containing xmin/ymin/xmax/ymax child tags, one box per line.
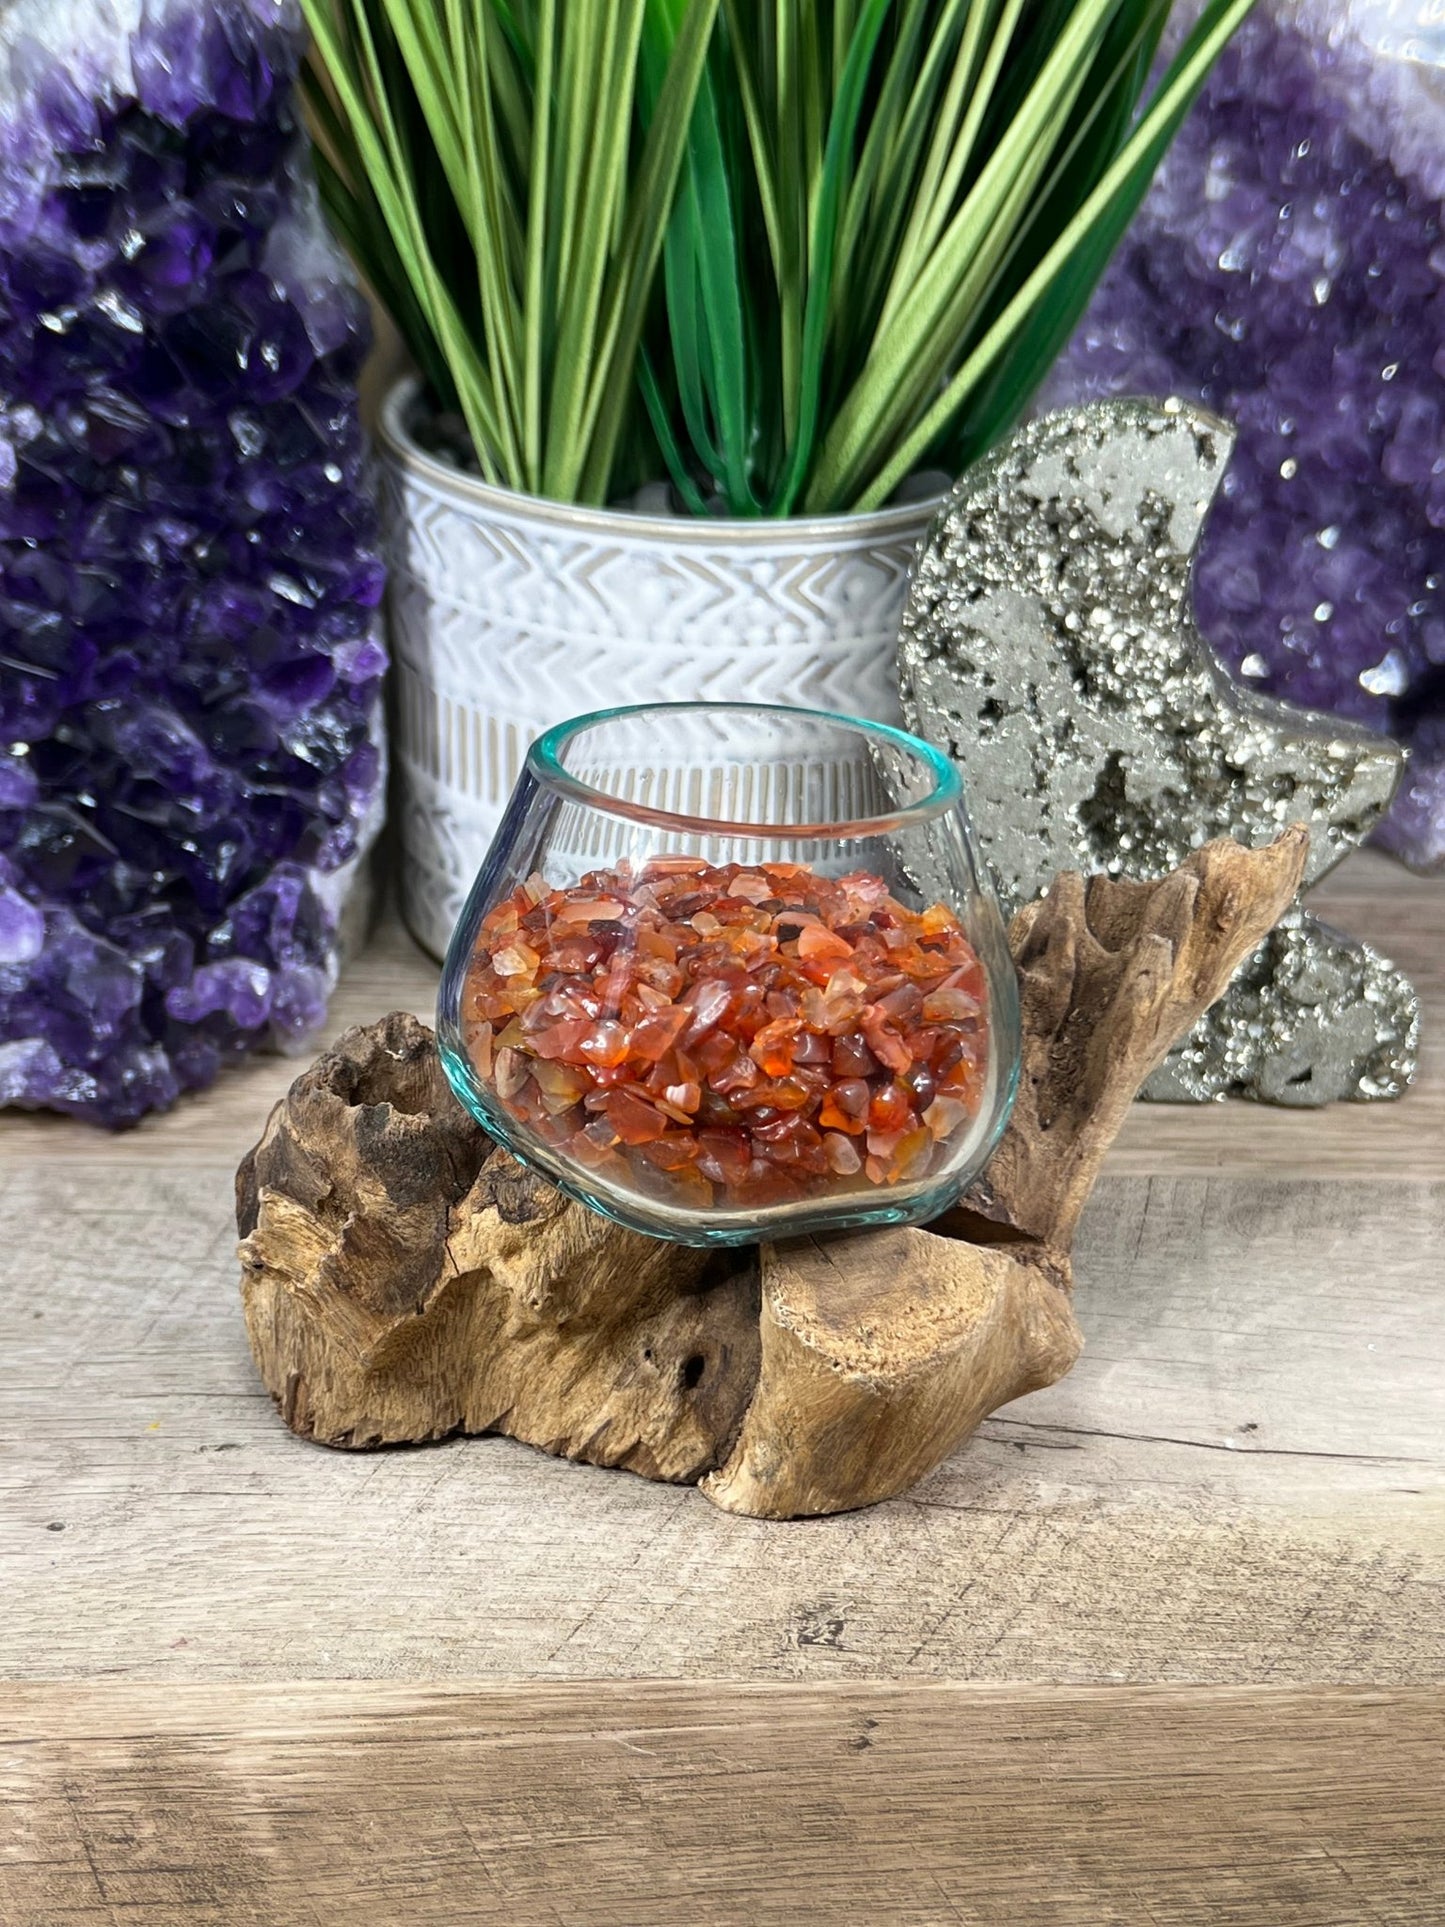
<box><xmin>437</xmin><ymin>702</ymin><xmax>1020</xmax><ymax>1246</ymax></box>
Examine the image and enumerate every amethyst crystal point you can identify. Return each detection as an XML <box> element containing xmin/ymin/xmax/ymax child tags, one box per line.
<box><xmin>1043</xmin><ymin>0</ymin><xmax>1445</xmax><ymax>868</ymax></box>
<box><xmin>0</xmin><ymin>0</ymin><xmax>386</xmax><ymax>1126</ymax></box>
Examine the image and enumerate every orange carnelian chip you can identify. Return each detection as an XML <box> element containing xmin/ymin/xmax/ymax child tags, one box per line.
<box><xmin>530</xmin><ymin>1018</ymin><xmax>593</xmax><ymax>1061</ymax></box>
<box><xmin>824</xmin><ymin>1132</ymin><xmax>862</xmax><ymax>1176</ymax></box>
<box><xmin>831</xmin><ymin>1032</ymin><xmax>877</xmax><ymax>1078</ymax></box>
<box><xmin>633</xmin><ymin>1133</ymin><xmax>700</xmax><ymax>1171</ymax></box>
<box><xmin>711</xmin><ymin>1049</ymin><xmax>760</xmax><ymax>1095</ymax></box>
<box><xmin>860</xmin><ymin>1006</ymin><xmax>912</xmax><ymax>1074</ymax></box>
<box><xmin>693</xmin><ymin>1027</ymin><xmax>738</xmax><ymax>1078</ymax></box>
<box><xmin>491</xmin><ymin>940</ymin><xmax>539</xmax><ymax>978</ymax></box>
<box><xmin>629</xmin><ymin>1004</ymin><xmax>691</xmax><ymax>1062</ymax></box>
<box><xmin>733</xmin><ymin>1075</ymin><xmax>813</xmax><ymax>1114</ymax></box>
<box><xmin>663</xmin><ymin>1079</ymin><xmax>702</xmax><ymax>1115</ymax></box>
<box><xmin>553</xmin><ymin>897</ymin><xmax>626</xmax><ymax>923</ymax></box>
<box><xmin>642</xmin><ymin>855</ymin><xmax>708</xmax><ymax>877</ymax></box>
<box><xmin>867</xmin><ymin>1081</ymin><xmax>913</xmax><ymax>1134</ymax></box>
<box><xmin>818</xmin><ymin>1077</ymin><xmax>870</xmax><ymax>1134</ymax></box>
<box><xmin>891</xmin><ymin>1125</ymin><xmax>934</xmax><ymax>1183</ymax></box>
<box><xmin>923</xmin><ymin>1094</ymin><xmax>971</xmax><ymax>1140</ymax></box>
<box><xmin>749</xmin><ymin>1016</ymin><xmax>800</xmax><ymax>1077</ymax></box>
<box><xmin>604</xmin><ymin>1089</ymin><xmax>671</xmax><ymax>1145</ymax></box>
<box><xmin>922</xmin><ymin>986</ymin><xmax>981</xmax><ymax>1023</ymax></box>
<box><xmin>577</xmin><ymin>1020</ymin><xmax>629</xmax><ymax>1067</ymax></box>
<box><xmin>466</xmin><ymin>1020</ymin><xmax>494</xmax><ymax>1076</ymax></box>
<box><xmin>797</xmin><ymin>922</ymin><xmax>854</xmax><ymax>964</ymax></box>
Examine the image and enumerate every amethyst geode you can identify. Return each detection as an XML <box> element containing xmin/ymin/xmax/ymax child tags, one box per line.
<box><xmin>0</xmin><ymin>0</ymin><xmax>386</xmax><ymax>1125</ymax></box>
<box><xmin>1044</xmin><ymin>1</ymin><xmax>1445</xmax><ymax>868</ymax></box>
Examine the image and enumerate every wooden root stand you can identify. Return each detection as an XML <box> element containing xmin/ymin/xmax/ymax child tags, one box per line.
<box><xmin>237</xmin><ymin>829</ymin><xmax>1307</xmax><ymax>1519</ymax></box>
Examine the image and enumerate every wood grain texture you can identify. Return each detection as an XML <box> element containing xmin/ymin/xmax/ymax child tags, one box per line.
<box><xmin>2</xmin><ymin>1156</ymin><xmax>1441</xmax><ymax>1682</ymax></box>
<box><xmin>1</xmin><ymin>850</ymin><xmax>1440</xmax><ymax>1685</ymax></box>
<box><xmin>974</xmin><ymin>828</ymin><xmax>1309</xmax><ymax>1241</ymax></box>
<box><xmin>2</xmin><ymin>1683</ymin><xmax>1442</xmax><ymax>1925</ymax></box>
<box><xmin>0</xmin><ymin>850</ymin><xmax>1438</xmax><ymax>1179</ymax></box>
<box><xmin>238</xmin><ymin>1013</ymin><xmax>755</xmax><ymax>1475</ymax></box>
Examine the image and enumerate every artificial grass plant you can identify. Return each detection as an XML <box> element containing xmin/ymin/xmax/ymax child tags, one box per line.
<box><xmin>302</xmin><ymin>0</ymin><xmax>1253</xmax><ymax>515</ymax></box>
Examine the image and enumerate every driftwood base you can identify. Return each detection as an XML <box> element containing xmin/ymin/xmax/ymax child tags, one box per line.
<box><xmin>238</xmin><ymin>832</ymin><xmax>1306</xmax><ymax>1518</ymax></box>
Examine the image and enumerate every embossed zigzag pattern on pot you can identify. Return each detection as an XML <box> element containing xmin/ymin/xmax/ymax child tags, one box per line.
<box><xmin>377</xmin><ymin>414</ymin><xmax>931</xmax><ymax>957</ymax></box>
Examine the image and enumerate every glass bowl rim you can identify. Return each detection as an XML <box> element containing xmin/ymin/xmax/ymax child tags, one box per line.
<box><xmin>527</xmin><ymin>700</ymin><xmax>963</xmax><ymax>841</ymax></box>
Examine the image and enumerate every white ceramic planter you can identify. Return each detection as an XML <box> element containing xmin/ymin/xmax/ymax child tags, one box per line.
<box><xmin>376</xmin><ymin>378</ymin><xmax>935</xmax><ymax>957</ymax></box>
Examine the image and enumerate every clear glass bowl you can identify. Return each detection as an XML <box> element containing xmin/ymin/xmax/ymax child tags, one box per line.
<box><xmin>437</xmin><ymin>702</ymin><xmax>1020</xmax><ymax>1246</ymax></box>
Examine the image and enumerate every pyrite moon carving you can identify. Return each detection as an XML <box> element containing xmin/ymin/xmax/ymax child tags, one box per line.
<box><xmin>898</xmin><ymin>397</ymin><xmax>1419</xmax><ymax>1104</ymax></box>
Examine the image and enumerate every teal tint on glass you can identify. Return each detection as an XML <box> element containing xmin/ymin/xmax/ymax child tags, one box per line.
<box><xmin>437</xmin><ymin>702</ymin><xmax>1020</xmax><ymax>1245</ymax></box>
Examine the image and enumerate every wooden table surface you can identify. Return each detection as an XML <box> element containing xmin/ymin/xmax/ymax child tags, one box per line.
<box><xmin>3</xmin><ymin>849</ymin><xmax>1443</xmax><ymax>1923</ymax></box>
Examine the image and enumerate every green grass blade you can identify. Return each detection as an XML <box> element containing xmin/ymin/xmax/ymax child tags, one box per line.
<box><xmin>548</xmin><ymin>0</ymin><xmax>595</xmax><ymax>313</ymax></box>
<box><xmin>956</xmin><ymin>0</ymin><xmax>1173</xmax><ymax>343</ymax></box>
<box><xmin>544</xmin><ymin>0</ymin><xmax>646</xmax><ymax>496</ymax></box>
<box><xmin>873</xmin><ymin>0</ymin><xmax>1011</xmax><ymax>338</ymax></box>
<box><xmin>718</xmin><ymin>0</ymin><xmax>784</xmax><ymax>288</ymax></box>
<box><xmin>688</xmin><ymin>86</ymin><xmax>755</xmax><ymax>511</ymax></box>
<box><xmin>834</xmin><ymin>0</ymin><xmax>958</xmax><ymax>326</ymax></box>
<box><xmin>771</xmin><ymin>0</ymin><xmax>807</xmax><ymax>431</ymax></box>
<box><xmin>481</xmin><ymin>5</ymin><xmax>534</xmax><ymax>182</ymax></box>
<box><xmin>850</xmin><ymin>0</ymin><xmax>1258</xmax><ymax>510</ymax></box>
<box><xmin>809</xmin><ymin>0</ymin><xmax>1125</xmax><ymax>507</ymax></box>
<box><xmin>306</xmin><ymin>0</ymin><xmax>504</xmax><ymax>475</ymax></box>
<box><xmin>664</xmin><ymin>197</ymin><xmax>725</xmax><ymax>482</ymax></box>
<box><xmin>448</xmin><ymin>0</ymin><xmax>524</xmax><ymax>479</ymax></box>
<box><xmin>374</xmin><ymin>0</ymin><xmax>476</xmax><ymax>226</ymax></box>
<box><xmin>307</xmin><ymin>124</ymin><xmax>457</xmax><ymax>407</ymax></box>
<box><xmin>522</xmin><ymin>0</ymin><xmax>554</xmax><ymax>490</ymax></box>
<box><xmin>574</xmin><ymin>0</ymin><xmax>721</xmax><ymax>502</ymax></box>
<box><xmin>653</xmin><ymin>29</ymin><xmax>755</xmax><ymax>511</ymax></box>
<box><xmin>638</xmin><ymin>347</ymin><xmax>713</xmax><ymax>513</ymax></box>
<box><xmin>941</xmin><ymin>0</ymin><xmax>1178</xmax><ymax>465</ymax></box>
<box><xmin>644</xmin><ymin>2</ymin><xmax>727</xmax><ymax>490</ymax></box>
<box><xmin>767</xmin><ymin>0</ymin><xmax>890</xmax><ymax>515</ymax></box>
<box><xmin>799</xmin><ymin>4</ymin><xmax>825</xmax><ymax>227</ymax></box>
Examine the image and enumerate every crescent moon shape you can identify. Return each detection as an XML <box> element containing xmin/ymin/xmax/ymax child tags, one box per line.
<box><xmin>899</xmin><ymin>397</ymin><xmax>1418</xmax><ymax>1105</ymax></box>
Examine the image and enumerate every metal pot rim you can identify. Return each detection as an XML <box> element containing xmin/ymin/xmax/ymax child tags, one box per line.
<box><xmin>376</xmin><ymin>375</ymin><xmax>942</xmax><ymax>547</ymax></box>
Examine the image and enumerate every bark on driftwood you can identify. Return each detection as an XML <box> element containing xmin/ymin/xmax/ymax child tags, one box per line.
<box><xmin>238</xmin><ymin>830</ymin><xmax>1307</xmax><ymax>1519</ymax></box>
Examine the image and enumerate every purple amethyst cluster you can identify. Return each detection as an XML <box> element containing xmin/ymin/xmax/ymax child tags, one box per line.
<box><xmin>1044</xmin><ymin>3</ymin><xmax>1445</xmax><ymax>868</ymax></box>
<box><xmin>0</xmin><ymin>0</ymin><xmax>386</xmax><ymax>1125</ymax></box>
